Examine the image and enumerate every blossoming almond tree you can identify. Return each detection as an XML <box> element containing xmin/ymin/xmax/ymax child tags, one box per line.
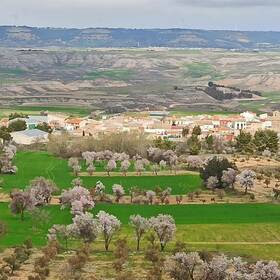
<box><xmin>106</xmin><ymin>159</ymin><xmax>117</xmax><ymax>176</ymax></box>
<box><xmin>60</xmin><ymin>186</ymin><xmax>94</xmax><ymax>215</ymax></box>
<box><xmin>112</xmin><ymin>184</ymin><xmax>125</xmax><ymax>203</ymax></box>
<box><xmin>221</xmin><ymin>168</ymin><xmax>237</xmax><ymax>189</ymax></box>
<box><xmin>146</xmin><ymin>190</ymin><xmax>156</xmax><ymax>205</ymax></box>
<box><xmin>149</xmin><ymin>214</ymin><xmax>176</xmax><ymax>251</ymax></box>
<box><xmin>71</xmin><ymin>212</ymin><xmax>101</xmax><ymax>244</ymax></box>
<box><xmin>87</xmin><ymin>163</ymin><xmax>96</xmax><ymax>176</ymax></box>
<box><xmin>27</xmin><ymin>177</ymin><xmax>57</xmax><ymax>206</ymax></box>
<box><xmin>135</xmin><ymin>160</ymin><xmax>145</xmax><ymax>176</ymax></box>
<box><xmin>236</xmin><ymin>169</ymin><xmax>256</xmax><ymax>194</ymax></box>
<box><xmin>72</xmin><ymin>164</ymin><xmax>81</xmax><ymax>177</ymax></box>
<box><xmin>166</xmin><ymin>252</ymin><xmax>203</xmax><ymax>280</ymax></box>
<box><xmin>82</xmin><ymin>151</ymin><xmax>96</xmax><ymax>165</ymax></box>
<box><xmin>206</xmin><ymin>176</ymin><xmax>219</xmax><ymax>190</ymax></box>
<box><xmin>10</xmin><ymin>190</ymin><xmax>36</xmax><ymax>221</ymax></box>
<box><xmin>120</xmin><ymin>159</ymin><xmax>131</xmax><ymax>176</ymax></box>
<box><xmin>186</xmin><ymin>156</ymin><xmax>203</xmax><ymax>170</ymax></box>
<box><xmin>96</xmin><ymin>211</ymin><xmax>121</xmax><ymax>251</ymax></box>
<box><xmin>130</xmin><ymin>215</ymin><xmax>150</xmax><ymax>251</ymax></box>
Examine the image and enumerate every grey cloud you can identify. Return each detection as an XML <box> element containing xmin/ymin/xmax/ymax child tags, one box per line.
<box><xmin>1</xmin><ymin>0</ymin><xmax>280</xmax><ymax>31</ymax></box>
<box><xmin>174</xmin><ymin>0</ymin><xmax>280</xmax><ymax>7</ymax></box>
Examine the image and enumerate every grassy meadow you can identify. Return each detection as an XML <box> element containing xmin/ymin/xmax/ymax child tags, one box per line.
<box><xmin>1</xmin><ymin>151</ymin><xmax>280</xmax><ymax>261</ymax></box>
<box><xmin>0</xmin><ymin>106</ymin><xmax>91</xmax><ymax>118</ymax></box>
<box><xmin>239</xmin><ymin>91</ymin><xmax>280</xmax><ymax>113</ymax></box>
<box><xmin>83</xmin><ymin>69</ymin><xmax>135</xmax><ymax>81</ymax></box>
<box><xmin>0</xmin><ymin>151</ymin><xmax>201</xmax><ymax>194</ymax></box>
<box><xmin>1</xmin><ymin>202</ymin><xmax>280</xmax><ymax>261</ymax></box>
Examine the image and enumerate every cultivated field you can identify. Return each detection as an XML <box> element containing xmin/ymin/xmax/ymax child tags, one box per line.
<box><xmin>0</xmin><ymin>106</ymin><xmax>91</xmax><ymax>118</ymax></box>
<box><xmin>1</xmin><ymin>202</ymin><xmax>280</xmax><ymax>261</ymax></box>
<box><xmin>0</xmin><ymin>151</ymin><xmax>280</xmax><ymax>264</ymax></box>
<box><xmin>0</xmin><ymin>151</ymin><xmax>201</xmax><ymax>194</ymax></box>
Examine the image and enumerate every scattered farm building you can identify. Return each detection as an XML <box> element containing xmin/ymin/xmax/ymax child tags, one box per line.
<box><xmin>11</xmin><ymin>129</ymin><xmax>49</xmax><ymax>145</ymax></box>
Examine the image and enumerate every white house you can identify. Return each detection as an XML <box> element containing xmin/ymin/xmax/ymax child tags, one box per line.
<box><xmin>232</xmin><ymin>120</ymin><xmax>247</xmax><ymax>130</ymax></box>
<box><xmin>240</xmin><ymin>111</ymin><xmax>256</xmax><ymax>122</ymax></box>
<box><xmin>11</xmin><ymin>129</ymin><xmax>49</xmax><ymax>145</ymax></box>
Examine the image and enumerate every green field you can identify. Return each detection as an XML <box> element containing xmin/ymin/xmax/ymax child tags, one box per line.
<box><xmin>0</xmin><ymin>106</ymin><xmax>92</xmax><ymax>118</ymax></box>
<box><xmin>169</xmin><ymin>110</ymin><xmax>237</xmax><ymax>116</ymax></box>
<box><xmin>239</xmin><ymin>91</ymin><xmax>280</xmax><ymax>113</ymax></box>
<box><xmin>2</xmin><ymin>151</ymin><xmax>280</xmax><ymax>260</ymax></box>
<box><xmin>183</xmin><ymin>62</ymin><xmax>222</xmax><ymax>79</ymax></box>
<box><xmin>0</xmin><ymin>151</ymin><xmax>201</xmax><ymax>194</ymax></box>
<box><xmin>1</xmin><ymin>202</ymin><xmax>280</xmax><ymax>261</ymax></box>
<box><xmin>83</xmin><ymin>69</ymin><xmax>135</xmax><ymax>81</ymax></box>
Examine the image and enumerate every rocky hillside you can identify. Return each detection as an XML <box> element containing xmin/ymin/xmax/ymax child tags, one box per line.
<box><xmin>1</xmin><ymin>26</ymin><xmax>280</xmax><ymax>49</ymax></box>
<box><xmin>0</xmin><ymin>47</ymin><xmax>279</xmax><ymax>113</ymax></box>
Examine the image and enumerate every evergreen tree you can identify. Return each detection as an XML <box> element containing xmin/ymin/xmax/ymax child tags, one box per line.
<box><xmin>187</xmin><ymin>135</ymin><xmax>201</xmax><ymax>155</ymax></box>
<box><xmin>235</xmin><ymin>131</ymin><xmax>253</xmax><ymax>153</ymax></box>
<box><xmin>192</xmin><ymin>125</ymin><xmax>202</xmax><ymax>136</ymax></box>
<box><xmin>205</xmin><ymin>134</ymin><xmax>214</xmax><ymax>151</ymax></box>
<box><xmin>254</xmin><ymin>129</ymin><xmax>279</xmax><ymax>153</ymax></box>
<box><xmin>0</xmin><ymin>126</ymin><xmax>12</xmax><ymax>142</ymax></box>
<box><xmin>8</xmin><ymin>120</ymin><xmax>27</xmax><ymax>132</ymax></box>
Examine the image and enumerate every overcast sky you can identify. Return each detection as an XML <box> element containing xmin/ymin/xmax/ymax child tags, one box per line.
<box><xmin>1</xmin><ymin>0</ymin><xmax>280</xmax><ymax>31</ymax></box>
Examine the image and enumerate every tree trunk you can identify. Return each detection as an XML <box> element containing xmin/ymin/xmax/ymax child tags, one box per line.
<box><xmin>21</xmin><ymin>210</ymin><xmax>24</xmax><ymax>221</ymax></box>
<box><xmin>137</xmin><ymin>238</ymin><xmax>140</xmax><ymax>251</ymax></box>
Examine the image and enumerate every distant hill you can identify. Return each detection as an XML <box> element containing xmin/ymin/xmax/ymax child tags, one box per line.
<box><xmin>1</xmin><ymin>26</ymin><xmax>280</xmax><ymax>49</ymax></box>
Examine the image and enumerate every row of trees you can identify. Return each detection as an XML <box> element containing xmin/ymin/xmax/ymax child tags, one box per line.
<box><xmin>46</xmin><ymin>130</ymin><xmax>228</xmax><ymax>160</ymax></box>
<box><xmin>68</xmin><ymin>149</ymin><xmax>180</xmax><ymax>176</ymax></box>
<box><xmin>167</xmin><ymin>251</ymin><xmax>280</xmax><ymax>280</ymax></box>
<box><xmin>2</xmin><ymin>233</ymin><xmax>280</xmax><ymax>280</ymax></box>
<box><xmin>51</xmin><ymin>176</ymin><xmax>176</xmax><ymax>252</ymax></box>
<box><xmin>7</xmin><ymin>174</ymin><xmax>173</xmax><ymax>225</ymax></box>
<box><xmin>48</xmin><ymin>211</ymin><xmax>176</xmax><ymax>252</ymax></box>
<box><xmin>45</xmin><ymin>127</ymin><xmax>280</xmax><ymax>164</ymax></box>
<box><xmin>8</xmin><ymin>175</ymin><xmax>175</xmax><ymax>253</ymax></box>
<box><xmin>47</xmin><ymin>131</ymin><xmax>151</xmax><ymax>159</ymax></box>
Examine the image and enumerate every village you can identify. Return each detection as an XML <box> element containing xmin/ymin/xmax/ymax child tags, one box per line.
<box><xmin>1</xmin><ymin>110</ymin><xmax>280</xmax><ymax>145</ymax></box>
